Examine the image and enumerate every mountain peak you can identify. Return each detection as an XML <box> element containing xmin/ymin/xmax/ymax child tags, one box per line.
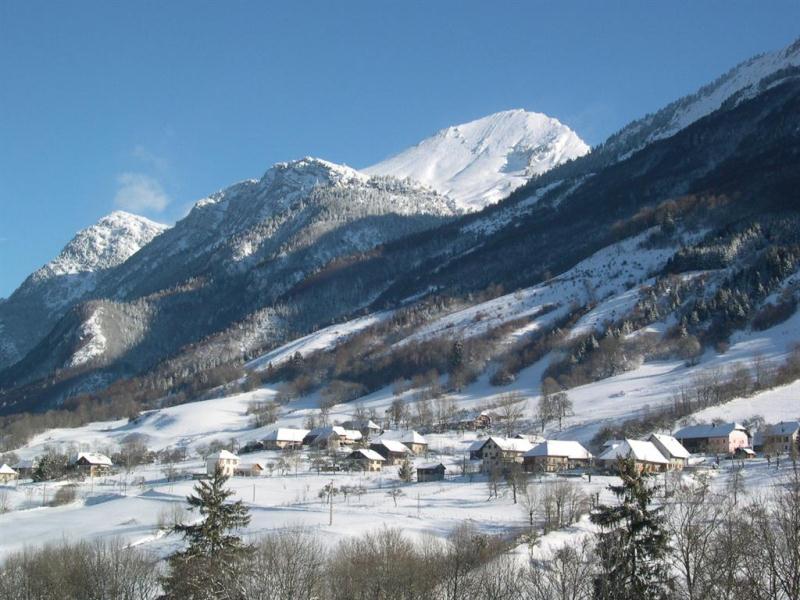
<box><xmin>32</xmin><ymin>211</ymin><xmax>168</xmax><ymax>282</ymax></box>
<box><xmin>262</xmin><ymin>156</ymin><xmax>368</xmax><ymax>189</ymax></box>
<box><xmin>365</xmin><ymin>109</ymin><xmax>589</xmax><ymax>211</ymax></box>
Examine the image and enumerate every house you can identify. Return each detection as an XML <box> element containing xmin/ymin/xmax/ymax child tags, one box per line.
<box><xmin>345</xmin><ymin>449</ymin><xmax>385</xmax><ymax>472</ymax></box>
<box><xmin>762</xmin><ymin>421</ymin><xmax>800</xmax><ymax>455</ymax></box>
<box><xmin>0</xmin><ymin>464</ymin><xmax>18</xmax><ymax>484</ymax></box>
<box><xmin>417</xmin><ymin>463</ymin><xmax>446</xmax><ymax>482</ymax></box>
<box><xmin>370</xmin><ymin>439</ymin><xmax>412</xmax><ymax>465</ymax></box>
<box><xmin>401</xmin><ymin>430</ymin><xmax>428</xmax><ymax>455</ymax></box>
<box><xmin>444</xmin><ymin>410</ymin><xmax>492</xmax><ymax>431</ymax></box>
<box><xmin>342</xmin><ymin>419</ymin><xmax>382</xmax><ymax>437</ymax></box>
<box><xmin>674</xmin><ymin>423</ymin><xmax>750</xmax><ymax>454</ymax></box>
<box><xmin>523</xmin><ymin>440</ymin><xmax>593</xmax><ymax>473</ymax></box>
<box><xmin>206</xmin><ymin>450</ymin><xmax>240</xmax><ymax>477</ymax></box>
<box><xmin>12</xmin><ymin>458</ymin><xmax>37</xmax><ymax>478</ymax></box>
<box><xmin>73</xmin><ymin>452</ymin><xmax>114</xmax><ymax>476</ymax></box>
<box><xmin>304</xmin><ymin>426</ymin><xmax>362</xmax><ymax>448</ymax></box>
<box><xmin>479</xmin><ymin>436</ymin><xmax>533</xmax><ymax>471</ymax></box>
<box><xmin>234</xmin><ymin>461</ymin><xmax>266</xmax><ymax>477</ymax></box>
<box><xmin>598</xmin><ymin>439</ymin><xmax>670</xmax><ymax>473</ymax></box>
<box><xmin>648</xmin><ymin>433</ymin><xmax>691</xmax><ymax>470</ymax></box>
<box><xmin>263</xmin><ymin>428</ymin><xmax>309</xmax><ymax>450</ymax></box>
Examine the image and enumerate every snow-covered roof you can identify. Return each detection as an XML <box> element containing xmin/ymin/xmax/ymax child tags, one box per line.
<box><xmin>343</xmin><ymin>429</ymin><xmax>363</xmax><ymax>441</ymax></box>
<box><xmin>349</xmin><ymin>449</ymin><xmax>385</xmax><ymax>461</ymax></box>
<box><xmin>373</xmin><ymin>439</ymin><xmax>412</xmax><ymax>454</ymax></box>
<box><xmin>674</xmin><ymin>423</ymin><xmax>748</xmax><ymax>439</ymax></box>
<box><xmin>207</xmin><ymin>450</ymin><xmax>239</xmax><ymax>461</ymax></box>
<box><xmin>648</xmin><ymin>433</ymin><xmax>691</xmax><ymax>459</ymax></box>
<box><xmin>417</xmin><ymin>462</ymin><xmax>446</xmax><ymax>471</ymax></box>
<box><xmin>486</xmin><ymin>436</ymin><xmax>534</xmax><ymax>453</ymax></box>
<box><xmin>524</xmin><ymin>440</ymin><xmax>592</xmax><ymax>460</ymax></box>
<box><xmin>239</xmin><ymin>461</ymin><xmax>267</xmax><ymax>470</ymax></box>
<box><xmin>467</xmin><ymin>438</ymin><xmax>489</xmax><ymax>452</ymax></box>
<box><xmin>0</xmin><ymin>464</ymin><xmax>17</xmax><ymax>475</ymax></box>
<box><xmin>766</xmin><ymin>421</ymin><xmax>800</xmax><ymax>436</ymax></box>
<box><xmin>263</xmin><ymin>428</ymin><xmax>309</xmax><ymax>442</ymax></box>
<box><xmin>344</xmin><ymin>419</ymin><xmax>381</xmax><ymax>430</ymax></box>
<box><xmin>401</xmin><ymin>430</ymin><xmax>427</xmax><ymax>445</ymax></box>
<box><xmin>74</xmin><ymin>452</ymin><xmax>113</xmax><ymax>466</ymax></box>
<box><xmin>598</xmin><ymin>439</ymin><xmax>669</xmax><ymax>464</ymax></box>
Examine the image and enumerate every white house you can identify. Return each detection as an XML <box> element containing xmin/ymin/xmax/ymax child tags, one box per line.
<box><xmin>598</xmin><ymin>439</ymin><xmax>670</xmax><ymax>473</ymax></box>
<box><xmin>206</xmin><ymin>450</ymin><xmax>240</xmax><ymax>477</ymax></box>
<box><xmin>73</xmin><ymin>452</ymin><xmax>114</xmax><ymax>476</ymax></box>
<box><xmin>263</xmin><ymin>428</ymin><xmax>309</xmax><ymax>450</ymax></box>
<box><xmin>648</xmin><ymin>433</ymin><xmax>691</xmax><ymax>469</ymax></box>
<box><xmin>0</xmin><ymin>464</ymin><xmax>18</xmax><ymax>484</ymax></box>
<box><xmin>523</xmin><ymin>440</ymin><xmax>593</xmax><ymax>473</ymax></box>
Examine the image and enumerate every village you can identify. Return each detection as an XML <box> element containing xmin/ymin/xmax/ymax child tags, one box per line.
<box><xmin>1</xmin><ymin>393</ymin><xmax>798</xmax><ymax>562</ymax></box>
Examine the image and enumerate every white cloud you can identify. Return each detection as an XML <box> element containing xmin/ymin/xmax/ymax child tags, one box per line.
<box><xmin>114</xmin><ymin>172</ymin><xmax>171</xmax><ymax>213</ymax></box>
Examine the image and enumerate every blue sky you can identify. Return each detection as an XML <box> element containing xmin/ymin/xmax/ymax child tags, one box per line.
<box><xmin>1</xmin><ymin>2</ymin><xmax>798</xmax><ymax>297</ymax></box>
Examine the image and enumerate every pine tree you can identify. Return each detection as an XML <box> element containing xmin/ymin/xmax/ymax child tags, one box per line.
<box><xmin>161</xmin><ymin>467</ymin><xmax>253</xmax><ymax>599</ymax></box>
<box><xmin>590</xmin><ymin>456</ymin><xmax>672</xmax><ymax>600</ymax></box>
<box><xmin>398</xmin><ymin>458</ymin><xmax>415</xmax><ymax>482</ymax></box>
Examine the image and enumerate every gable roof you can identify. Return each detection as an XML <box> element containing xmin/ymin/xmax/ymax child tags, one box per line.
<box><xmin>417</xmin><ymin>462</ymin><xmax>446</xmax><ymax>471</ymax></box>
<box><xmin>524</xmin><ymin>440</ymin><xmax>592</xmax><ymax>460</ymax></box>
<box><xmin>348</xmin><ymin>449</ymin><xmax>385</xmax><ymax>461</ymax></box>
<box><xmin>401</xmin><ymin>430</ymin><xmax>428</xmax><ymax>445</ymax></box>
<box><xmin>373</xmin><ymin>439</ymin><xmax>412</xmax><ymax>454</ymax></box>
<box><xmin>766</xmin><ymin>421</ymin><xmax>800</xmax><ymax>436</ymax></box>
<box><xmin>264</xmin><ymin>428</ymin><xmax>309</xmax><ymax>442</ymax></box>
<box><xmin>598</xmin><ymin>439</ymin><xmax>669</xmax><ymax>464</ymax></box>
<box><xmin>648</xmin><ymin>433</ymin><xmax>691</xmax><ymax>459</ymax></box>
<box><xmin>0</xmin><ymin>464</ymin><xmax>17</xmax><ymax>475</ymax></box>
<box><xmin>74</xmin><ymin>452</ymin><xmax>113</xmax><ymax>467</ymax></box>
<box><xmin>485</xmin><ymin>436</ymin><xmax>534</xmax><ymax>453</ymax></box>
<box><xmin>674</xmin><ymin>422</ymin><xmax>748</xmax><ymax>439</ymax></box>
<box><xmin>207</xmin><ymin>450</ymin><xmax>239</xmax><ymax>461</ymax></box>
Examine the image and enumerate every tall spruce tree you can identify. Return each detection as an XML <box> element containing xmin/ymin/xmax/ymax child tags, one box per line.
<box><xmin>161</xmin><ymin>467</ymin><xmax>253</xmax><ymax>600</ymax></box>
<box><xmin>590</xmin><ymin>456</ymin><xmax>672</xmax><ymax>600</ymax></box>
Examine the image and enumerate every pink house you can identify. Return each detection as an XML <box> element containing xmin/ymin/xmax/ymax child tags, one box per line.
<box><xmin>674</xmin><ymin>423</ymin><xmax>750</xmax><ymax>455</ymax></box>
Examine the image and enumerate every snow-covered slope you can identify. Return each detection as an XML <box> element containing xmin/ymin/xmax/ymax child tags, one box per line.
<box><xmin>0</xmin><ymin>212</ymin><xmax>167</xmax><ymax>368</ymax></box>
<box><xmin>606</xmin><ymin>38</ymin><xmax>800</xmax><ymax>159</ymax></box>
<box><xmin>365</xmin><ymin>110</ymin><xmax>589</xmax><ymax>211</ymax></box>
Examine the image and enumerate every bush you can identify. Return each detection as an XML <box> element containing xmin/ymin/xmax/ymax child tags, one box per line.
<box><xmin>50</xmin><ymin>484</ymin><xmax>78</xmax><ymax>507</ymax></box>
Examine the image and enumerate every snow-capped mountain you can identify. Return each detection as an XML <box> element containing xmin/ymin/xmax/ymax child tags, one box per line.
<box><xmin>0</xmin><ymin>157</ymin><xmax>460</xmax><ymax>390</ymax></box>
<box><xmin>0</xmin><ymin>212</ymin><xmax>167</xmax><ymax>368</ymax></box>
<box><xmin>604</xmin><ymin>38</ymin><xmax>800</xmax><ymax>160</ymax></box>
<box><xmin>31</xmin><ymin>211</ymin><xmax>168</xmax><ymax>286</ymax></box>
<box><xmin>365</xmin><ymin>109</ymin><xmax>589</xmax><ymax>211</ymax></box>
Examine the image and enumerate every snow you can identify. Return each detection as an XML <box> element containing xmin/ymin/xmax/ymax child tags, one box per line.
<box><xmin>648</xmin><ymin>434</ymin><xmax>691</xmax><ymax>459</ymax></box>
<box><xmin>67</xmin><ymin>307</ymin><xmax>107</xmax><ymax>368</ymax></box>
<box><xmin>365</xmin><ymin>109</ymin><xmax>589</xmax><ymax>211</ymax></box>
<box><xmin>246</xmin><ymin>312</ymin><xmax>391</xmax><ymax>371</ymax></box>
<box><xmin>597</xmin><ymin>439</ymin><xmax>669</xmax><ymax>464</ymax></box>
<box><xmin>524</xmin><ymin>440</ymin><xmax>593</xmax><ymax>460</ymax></box>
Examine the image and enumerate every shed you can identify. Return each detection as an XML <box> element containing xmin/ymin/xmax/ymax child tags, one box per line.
<box><xmin>417</xmin><ymin>463</ymin><xmax>446</xmax><ymax>482</ymax></box>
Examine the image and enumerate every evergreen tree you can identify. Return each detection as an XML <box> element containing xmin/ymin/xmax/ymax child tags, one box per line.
<box><xmin>590</xmin><ymin>456</ymin><xmax>672</xmax><ymax>600</ymax></box>
<box><xmin>398</xmin><ymin>458</ymin><xmax>415</xmax><ymax>483</ymax></box>
<box><xmin>161</xmin><ymin>467</ymin><xmax>253</xmax><ymax>600</ymax></box>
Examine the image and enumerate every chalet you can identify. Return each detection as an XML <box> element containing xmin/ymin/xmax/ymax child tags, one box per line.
<box><xmin>445</xmin><ymin>410</ymin><xmax>492</xmax><ymax>431</ymax></box>
<box><xmin>304</xmin><ymin>426</ymin><xmax>362</xmax><ymax>448</ymax></box>
<box><xmin>648</xmin><ymin>433</ymin><xmax>691</xmax><ymax>470</ymax></box>
<box><xmin>234</xmin><ymin>461</ymin><xmax>266</xmax><ymax>477</ymax></box>
<box><xmin>12</xmin><ymin>458</ymin><xmax>37</xmax><ymax>478</ymax></box>
<box><xmin>370</xmin><ymin>439</ymin><xmax>412</xmax><ymax>465</ymax></box>
<box><xmin>263</xmin><ymin>428</ymin><xmax>309</xmax><ymax>450</ymax></box>
<box><xmin>0</xmin><ymin>464</ymin><xmax>18</xmax><ymax>484</ymax></box>
<box><xmin>763</xmin><ymin>421</ymin><xmax>800</xmax><ymax>455</ymax></box>
<box><xmin>598</xmin><ymin>439</ymin><xmax>670</xmax><ymax>473</ymax></box>
<box><xmin>73</xmin><ymin>452</ymin><xmax>113</xmax><ymax>476</ymax></box>
<box><xmin>206</xmin><ymin>450</ymin><xmax>240</xmax><ymax>477</ymax></box>
<box><xmin>342</xmin><ymin>419</ymin><xmax>382</xmax><ymax>437</ymax></box>
<box><xmin>401</xmin><ymin>430</ymin><xmax>428</xmax><ymax>455</ymax></box>
<box><xmin>674</xmin><ymin>423</ymin><xmax>750</xmax><ymax>454</ymax></box>
<box><xmin>345</xmin><ymin>449</ymin><xmax>385</xmax><ymax>472</ymax></box>
<box><xmin>479</xmin><ymin>436</ymin><xmax>533</xmax><ymax>472</ymax></box>
<box><xmin>523</xmin><ymin>440</ymin><xmax>593</xmax><ymax>473</ymax></box>
<box><xmin>417</xmin><ymin>463</ymin><xmax>446</xmax><ymax>482</ymax></box>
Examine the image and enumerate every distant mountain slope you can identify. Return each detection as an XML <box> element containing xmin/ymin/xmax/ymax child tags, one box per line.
<box><xmin>365</xmin><ymin>109</ymin><xmax>589</xmax><ymax>211</ymax></box>
<box><xmin>0</xmin><ymin>212</ymin><xmax>167</xmax><ymax>368</ymax></box>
